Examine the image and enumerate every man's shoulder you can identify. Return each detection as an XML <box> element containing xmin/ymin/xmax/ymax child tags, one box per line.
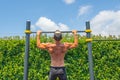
<box><xmin>63</xmin><ymin>42</ymin><xmax>70</xmax><ymax>47</ymax></box>
<box><xmin>63</xmin><ymin>42</ymin><xmax>72</xmax><ymax>45</ymax></box>
<box><xmin>45</xmin><ymin>43</ymin><xmax>55</xmax><ymax>47</ymax></box>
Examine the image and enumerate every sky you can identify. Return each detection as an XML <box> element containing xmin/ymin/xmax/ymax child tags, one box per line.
<box><xmin>0</xmin><ymin>0</ymin><xmax>120</xmax><ymax>37</ymax></box>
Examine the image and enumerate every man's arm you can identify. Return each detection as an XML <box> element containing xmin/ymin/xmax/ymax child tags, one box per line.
<box><xmin>37</xmin><ymin>30</ymin><xmax>47</xmax><ymax>49</ymax></box>
<box><xmin>65</xmin><ymin>30</ymin><xmax>78</xmax><ymax>49</ymax></box>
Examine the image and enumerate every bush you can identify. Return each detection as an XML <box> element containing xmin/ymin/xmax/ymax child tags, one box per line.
<box><xmin>0</xmin><ymin>35</ymin><xmax>120</xmax><ymax>80</ymax></box>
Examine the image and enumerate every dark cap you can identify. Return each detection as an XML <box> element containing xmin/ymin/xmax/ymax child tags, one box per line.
<box><xmin>54</xmin><ymin>30</ymin><xmax>62</xmax><ymax>41</ymax></box>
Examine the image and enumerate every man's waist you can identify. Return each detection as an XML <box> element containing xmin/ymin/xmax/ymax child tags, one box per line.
<box><xmin>51</xmin><ymin>61</ymin><xmax>64</xmax><ymax>66</ymax></box>
<box><xmin>50</xmin><ymin>66</ymin><xmax>66</xmax><ymax>70</ymax></box>
<box><xmin>50</xmin><ymin>66</ymin><xmax>65</xmax><ymax>68</ymax></box>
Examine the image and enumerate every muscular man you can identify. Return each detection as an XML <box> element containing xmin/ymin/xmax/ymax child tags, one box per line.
<box><xmin>37</xmin><ymin>30</ymin><xmax>78</xmax><ymax>80</ymax></box>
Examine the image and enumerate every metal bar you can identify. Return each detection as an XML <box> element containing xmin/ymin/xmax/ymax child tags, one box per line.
<box><xmin>24</xmin><ymin>20</ymin><xmax>31</xmax><ymax>80</ymax></box>
<box><xmin>86</xmin><ymin>21</ymin><xmax>94</xmax><ymax>80</ymax></box>
<box><xmin>93</xmin><ymin>39</ymin><xmax>120</xmax><ymax>41</ymax></box>
<box><xmin>31</xmin><ymin>30</ymin><xmax>85</xmax><ymax>33</ymax></box>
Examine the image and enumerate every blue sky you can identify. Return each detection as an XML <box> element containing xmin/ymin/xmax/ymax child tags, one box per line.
<box><xmin>0</xmin><ymin>0</ymin><xmax>120</xmax><ymax>37</ymax></box>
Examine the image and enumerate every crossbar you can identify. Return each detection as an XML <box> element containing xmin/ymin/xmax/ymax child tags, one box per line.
<box><xmin>31</xmin><ymin>30</ymin><xmax>85</xmax><ymax>33</ymax></box>
<box><xmin>93</xmin><ymin>39</ymin><xmax>120</xmax><ymax>41</ymax></box>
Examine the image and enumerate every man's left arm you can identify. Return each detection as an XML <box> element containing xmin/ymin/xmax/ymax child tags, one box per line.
<box><xmin>65</xmin><ymin>30</ymin><xmax>78</xmax><ymax>49</ymax></box>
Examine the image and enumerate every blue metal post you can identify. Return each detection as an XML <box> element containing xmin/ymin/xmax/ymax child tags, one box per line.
<box><xmin>24</xmin><ymin>20</ymin><xmax>31</xmax><ymax>80</ymax></box>
<box><xmin>86</xmin><ymin>21</ymin><xmax>94</xmax><ymax>80</ymax></box>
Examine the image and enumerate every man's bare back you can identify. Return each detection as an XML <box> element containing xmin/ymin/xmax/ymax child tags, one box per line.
<box><xmin>37</xmin><ymin>30</ymin><xmax>78</xmax><ymax>80</ymax></box>
<box><xmin>46</xmin><ymin>43</ymin><xmax>69</xmax><ymax>67</ymax></box>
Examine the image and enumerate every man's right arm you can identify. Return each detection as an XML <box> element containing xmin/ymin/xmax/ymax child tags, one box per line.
<box><xmin>37</xmin><ymin>30</ymin><xmax>47</xmax><ymax>49</ymax></box>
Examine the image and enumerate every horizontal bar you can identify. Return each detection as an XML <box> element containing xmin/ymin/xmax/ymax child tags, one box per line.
<box><xmin>32</xmin><ymin>30</ymin><xmax>85</xmax><ymax>33</ymax></box>
<box><xmin>93</xmin><ymin>39</ymin><xmax>120</xmax><ymax>41</ymax></box>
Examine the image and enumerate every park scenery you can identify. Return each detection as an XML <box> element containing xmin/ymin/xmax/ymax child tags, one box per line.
<box><xmin>0</xmin><ymin>0</ymin><xmax>120</xmax><ymax>80</ymax></box>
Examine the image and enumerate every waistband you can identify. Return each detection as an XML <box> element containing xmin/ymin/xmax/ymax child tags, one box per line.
<box><xmin>50</xmin><ymin>66</ymin><xmax>65</xmax><ymax>69</ymax></box>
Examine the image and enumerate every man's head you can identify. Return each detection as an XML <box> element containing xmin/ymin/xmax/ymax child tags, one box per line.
<box><xmin>54</xmin><ymin>30</ymin><xmax>62</xmax><ymax>41</ymax></box>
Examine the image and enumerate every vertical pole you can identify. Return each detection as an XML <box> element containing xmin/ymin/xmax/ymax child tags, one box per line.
<box><xmin>86</xmin><ymin>21</ymin><xmax>94</xmax><ymax>80</ymax></box>
<box><xmin>24</xmin><ymin>20</ymin><xmax>31</xmax><ymax>80</ymax></box>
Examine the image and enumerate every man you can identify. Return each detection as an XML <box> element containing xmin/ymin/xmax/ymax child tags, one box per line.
<box><xmin>37</xmin><ymin>30</ymin><xmax>78</xmax><ymax>80</ymax></box>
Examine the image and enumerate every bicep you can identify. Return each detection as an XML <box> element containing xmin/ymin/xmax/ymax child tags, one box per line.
<box><xmin>37</xmin><ymin>43</ymin><xmax>49</xmax><ymax>49</ymax></box>
<box><xmin>65</xmin><ymin>43</ymin><xmax>76</xmax><ymax>49</ymax></box>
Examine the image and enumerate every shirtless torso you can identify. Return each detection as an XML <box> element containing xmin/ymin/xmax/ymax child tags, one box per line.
<box><xmin>46</xmin><ymin>43</ymin><xmax>69</xmax><ymax>67</ymax></box>
<box><xmin>37</xmin><ymin>30</ymin><xmax>78</xmax><ymax>67</ymax></box>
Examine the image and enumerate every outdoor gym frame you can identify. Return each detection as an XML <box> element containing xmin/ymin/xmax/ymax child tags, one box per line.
<box><xmin>24</xmin><ymin>20</ymin><xmax>94</xmax><ymax>80</ymax></box>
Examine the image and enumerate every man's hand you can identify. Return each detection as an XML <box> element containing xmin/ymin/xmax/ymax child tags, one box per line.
<box><xmin>72</xmin><ymin>30</ymin><xmax>77</xmax><ymax>34</ymax></box>
<box><xmin>37</xmin><ymin>30</ymin><xmax>42</xmax><ymax>36</ymax></box>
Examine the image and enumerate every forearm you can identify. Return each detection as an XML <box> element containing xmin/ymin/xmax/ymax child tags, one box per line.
<box><xmin>73</xmin><ymin>33</ymin><xmax>78</xmax><ymax>46</ymax></box>
<box><xmin>37</xmin><ymin>34</ymin><xmax>41</xmax><ymax>47</ymax></box>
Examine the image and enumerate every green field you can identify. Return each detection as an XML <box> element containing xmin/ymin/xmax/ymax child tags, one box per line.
<box><xmin>0</xmin><ymin>35</ymin><xmax>120</xmax><ymax>80</ymax></box>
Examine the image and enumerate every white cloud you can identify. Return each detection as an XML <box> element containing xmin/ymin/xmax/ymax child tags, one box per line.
<box><xmin>58</xmin><ymin>23</ymin><xmax>69</xmax><ymax>31</ymax></box>
<box><xmin>91</xmin><ymin>10</ymin><xmax>120</xmax><ymax>36</ymax></box>
<box><xmin>36</xmin><ymin>17</ymin><xmax>58</xmax><ymax>31</ymax></box>
<box><xmin>63</xmin><ymin>0</ymin><xmax>75</xmax><ymax>4</ymax></box>
<box><xmin>34</xmin><ymin>17</ymin><xmax>69</xmax><ymax>31</ymax></box>
<box><xmin>78</xmin><ymin>5</ymin><xmax>92</xmax><ymax>16</ymax></box>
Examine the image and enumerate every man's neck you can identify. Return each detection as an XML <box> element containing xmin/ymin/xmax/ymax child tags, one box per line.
<box><xmin>55</xmin><ymin>41</ymin><xmax>61</xmax><ymax>45</ymax></box>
